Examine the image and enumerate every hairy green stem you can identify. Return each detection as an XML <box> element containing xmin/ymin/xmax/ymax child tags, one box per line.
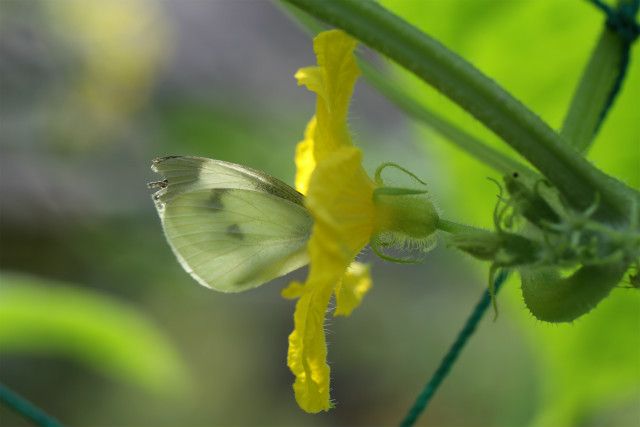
<box><xmin>282</xmin><ymin>0</ymin><xmax>636</xmax><ymax>222</ymax></box>
<box><xmin>437</xmin><ymin>219</ymin><xmax>483</xmax><ymax>235</ymax></box>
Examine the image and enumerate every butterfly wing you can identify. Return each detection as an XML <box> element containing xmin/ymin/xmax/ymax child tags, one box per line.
<box><xmin>150</xmin><ymin>156</ymin><xmax>312</xmax><ymax>292</ymax></box>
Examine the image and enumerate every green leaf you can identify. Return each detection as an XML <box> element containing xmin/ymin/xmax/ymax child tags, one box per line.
<box><xmin>0</xmin><ymin>272</ymin><xmax>190</xmax><ymax>395</ymax></box>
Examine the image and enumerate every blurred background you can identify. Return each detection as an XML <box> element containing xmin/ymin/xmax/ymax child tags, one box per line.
<box><xmin>0</xmin><ymin>1</ymin><xmax>638</xmax><ymax>426</ymax></box>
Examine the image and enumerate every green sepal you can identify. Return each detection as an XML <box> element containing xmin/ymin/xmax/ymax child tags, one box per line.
<box><xmin>373</xmin><ymin>187</ymin><xmax>428</xmax><ymax>199</ymax></box>
<box><xmin>370</xmin><ymin>237</ymin><xmax>424</xmax><ymax>264</ymax></box>
<box><xmin>374</xmin><ymin>162</ymin><xmax>427</xmax><ymax>187</ymax></box>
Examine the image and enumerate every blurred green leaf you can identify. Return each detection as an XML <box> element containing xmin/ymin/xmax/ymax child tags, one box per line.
<box><xmin>0</xmin><ymin>272</ymin><xmax>190</xmax><ymax>396</ymax></box>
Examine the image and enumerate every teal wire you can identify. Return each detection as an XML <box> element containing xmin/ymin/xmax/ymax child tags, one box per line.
<box><xmin>400</xmin><ymin>270</ymin><xmax>509</xmax><ymax>427</ymax></box>
<box><xmin>0</xmin><ymin>383</ymin><xmax>64</xmax><ymax>427</ymax></box>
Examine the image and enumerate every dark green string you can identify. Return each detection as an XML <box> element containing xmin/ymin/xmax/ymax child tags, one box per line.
<box><xmin>588</xmin><ymin>0</ymin><xmax>640</xmax><ymax>133</ymax></box>
<box><xmin>400</xmin><ymin>270</ymin><xmax>509</xmax><ymax>427</ymax></box>
<box><xmin>0</xmin><ymin>383</ymin><xmax>64</xmax><ymax>427</ymax></box>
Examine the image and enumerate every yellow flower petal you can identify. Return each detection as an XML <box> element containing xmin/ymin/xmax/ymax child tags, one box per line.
<box><xmin>295</xmin><ymin>67</ymin><xmax>326</xmax><ymax>106</ymax></box>
<box><xmin>287</xmin><ymin>262</ymin><xmax>338</xmax><ymax>412</ymax></box>
<box><xmin>334</xmin><ymin>262</ymin><xmax>372</xmax><ymax>317</ymax></box>
<box><xmin>281</xmin><ymin>281</ymin><xmax>305</xmax><ymax>300</ymax></box>
<box><xmin>294</xmin><ymin>117</ymin><xmax>317</xmax><ymax>195</ymax></box>
<box><xmin>287</xmin><ymin>29</ymin><xmax>376</xmax><ymax>413</ymax></box>
<box><xmin>305</xmin><ymin>146</ymin><xmax>375</xmax><ymax>256</ymax></box>
<box><xmin>288</xmin><ymin>146</ymin><xmax>374</xmax><ymax>412</ymax></box>
<box><xmin>295</xmin><ymin>30</ymin><xmax>360</xmax><ymax>161</ymax></box>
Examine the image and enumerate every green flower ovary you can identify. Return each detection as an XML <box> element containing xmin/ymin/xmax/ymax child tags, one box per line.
<box><xmin>373</xmin><ymin>190</ymin><xmax>439</xmax><ymax>241</ymax></box>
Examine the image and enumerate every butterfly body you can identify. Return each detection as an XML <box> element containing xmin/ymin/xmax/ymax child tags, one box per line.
<box><xmin>150</xmin><ymin>156</ymin><xmax>312</xmax><ymax>292</ymax></box>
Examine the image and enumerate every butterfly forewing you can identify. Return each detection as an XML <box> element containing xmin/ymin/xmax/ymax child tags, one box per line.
<box><xmin>151</xmin><ymin>156</ymin><xmax>305</xmax><ymax>207</ymax></box>
<box><xmin>150</xmin><ymin>156</ymin><xmax>312</xmax><ymax>292</ymax></box>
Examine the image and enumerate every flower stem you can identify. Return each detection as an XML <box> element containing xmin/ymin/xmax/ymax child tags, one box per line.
<box><xmin>436</xmin><ymin>219</ymin><xmax>483</xmax><ymax>235</ymax></box>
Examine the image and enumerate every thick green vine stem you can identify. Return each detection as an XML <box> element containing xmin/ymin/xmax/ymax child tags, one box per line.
<box><xmin>283</xmin><ymin>0</ymin><xmax>638</xmax><ymax>224</ymax></box>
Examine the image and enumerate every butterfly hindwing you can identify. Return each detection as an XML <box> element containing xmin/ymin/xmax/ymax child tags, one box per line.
<box><xmin>150</xmin><ymin>156</ymin><xmax>312</xmax><ymax>292</ymax></box>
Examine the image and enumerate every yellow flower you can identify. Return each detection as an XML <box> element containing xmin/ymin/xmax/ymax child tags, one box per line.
<box><xmin>281</xmin><ymin>30</ymin><xmax>376</xmax><ymax>413</ymax></box>
<box><xmin>283</xmin><ymin>29</ymin><xmax>439</xmax><ymax>413</ymax></box>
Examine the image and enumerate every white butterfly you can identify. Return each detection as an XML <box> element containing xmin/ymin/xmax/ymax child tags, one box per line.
<box><xmin>149</xmin><ymin>156</ymin><xmax>312</xmax><ymax>292</ymax></box>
